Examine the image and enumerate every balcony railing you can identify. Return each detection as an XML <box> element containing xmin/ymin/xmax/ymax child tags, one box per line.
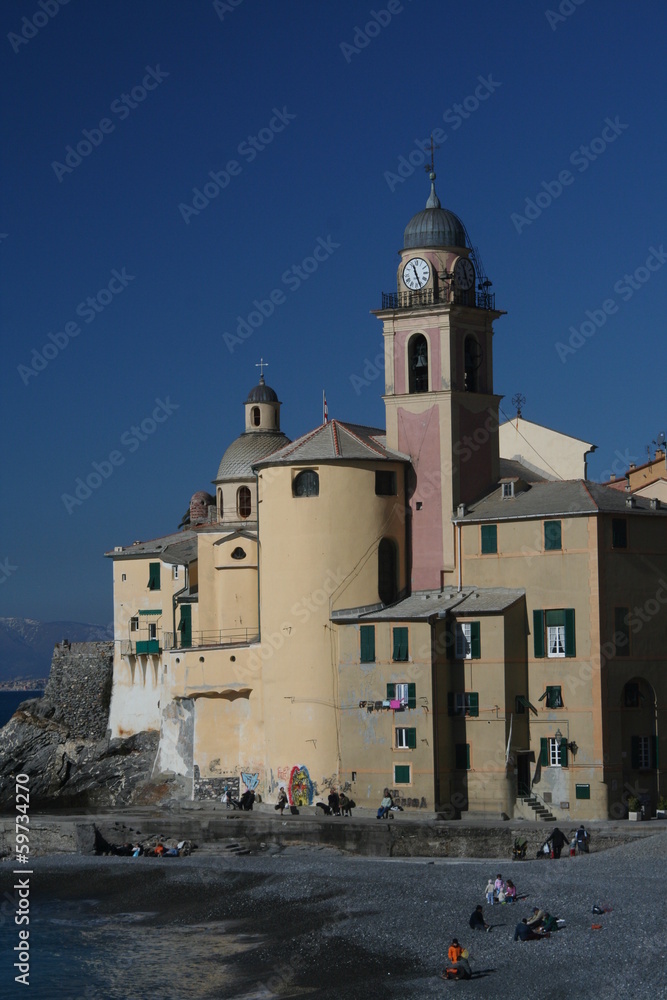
<box><xmin>120</xmin><ymin>639</ymin><xmax>161</xmax><ymax>656</ymax></box>
<box><xmin>162</xmin><ymin>628</ymin><xmax>259</xmax><ymax>650</ymax></box>
<box><xmin>380</xmin><ymin>287</ymin><xmax>495</xmax><ymax>311</ymax></box>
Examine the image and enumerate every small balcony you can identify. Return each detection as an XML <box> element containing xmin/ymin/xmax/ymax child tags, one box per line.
<box><xmin>380</xmin><ymin>287</ymin><xmax>495</xmax><ymax>311</ymax></box>
<box><xmin>162</xmin><ymin>628</ymin><xmax>259</xmax><ymax>650</ymax></box>
<box><xmin>120</xmin><ymin>639</ymin><xmax>161</xmax><ymax>656</ymax></box>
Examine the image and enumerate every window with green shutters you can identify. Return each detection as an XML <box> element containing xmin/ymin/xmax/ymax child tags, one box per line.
<box><xmin>631</xmin><ymin>735</ymin><xmax>658</xmax><ymax>769</ymax></box>
<box><xmin>481</xmin><ymin>524</ymin><xmax>497</xmax><ymax>554</ymax></box>
<box><xmin>447</xmin><ymin>692</ymin><xmax>479</xmax><ymax>717</ymax></box>
<box><xmin>395</xmin><ymin>727</ymin><xmax>417</xmax><ymax>749</ymax></box>
<box><xmin>544</xmin><ymin>685</ymin><xmax>563</xmax><ymax>709</ymax></box>
<box><xmin>540</xmin><ymin>736</ymin><xmax>568</xmax><ymax>767</ymax></box>
<box><xmin>387</xmin><ymin>682</ymin><xmax>416</xmax><ymax>709</ymax></box>
<box><xmin>148</xmin><ymin>563</ymin><xmax>161</xmax><ymax>591</ymax></box>
<box><xmin>392</xmin><ymin>627</ymin><xmax>409</xmax><ymax>661</ymax></box>
<box><xmin>455</xmin><ymin>621</ymin><xmax>481</xmax><ymax>659</ymax></box>
<box><xmin>455</xmin><ymin>743</ymin><xmax>470</xmax><ymax>769</ymax></box>
<box><xmin>360</xmin><ymin>625</ymin><xmax>375</xmax><ymax>662</ymax></box>
<box><xmin>394</xmin><ymin>764</ymin><xmax>411</xmax><ymax>784</ymax></box>
<box><xmin>533</xmin><ymin>609</ymin><xmax>576</xmax><ymax>658</ymax></box>
<box><xmin>576</xmin><ymin>784</ymin><xmax>591</xmax><ymax>799</ymax></box>
<box><xmin>614</xmin><ymin>607</ymin><xmax>630</xmax><ymax>655</ymax></box>
<box><xmin>544</xmin><ymin>520</ymin><xmax>562</xmax><ymax>551</ymax></box>
<box><xmin>612</xmin><ymin>518</ymin><xmax>627</xmax><ymax>549</ymax></box>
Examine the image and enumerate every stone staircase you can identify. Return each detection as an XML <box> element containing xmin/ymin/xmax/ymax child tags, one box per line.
<box><xmin>196</xmin><ymin>839</ymin><xmax>251</xmax><ymax>857</ymax></box>
<box><xmin>520</xmin><ymin>794</ymin><xmax>557</xmax><ymax>823</ymax></box>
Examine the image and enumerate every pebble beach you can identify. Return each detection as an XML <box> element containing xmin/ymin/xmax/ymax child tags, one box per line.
<box><xmin>1</xmin><ymin>827</ymin><xmax>665</xmax><ymax>999</ymax></box>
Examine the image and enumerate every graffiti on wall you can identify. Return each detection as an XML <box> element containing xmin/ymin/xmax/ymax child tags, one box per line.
<box><xmin>276</xmin><ymin>766</ymin><xmax>290</xmax><ymax>784</ymax></box>
<box><xmin>389</xmin><ymin>788</ymin><xmax>428</xmax><ymax>808</ymax></box>
<box><xmin>289</xmin><ymin>764</ymin><xmax>313</xmax><ymax>806</ymax></box>
<box><xmin>241</xmin><ymin>771</ymin><xmax>259</xmax><ymax>791</ymax></box>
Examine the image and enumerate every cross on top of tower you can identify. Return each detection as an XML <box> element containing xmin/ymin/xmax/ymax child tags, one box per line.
<box><xmin>255</xmin><ymin>358</ymin><xmax>269</xmax><ymax>381</ymax></box>
<box><xmin>424</xmin><ymin>133</ymin><xmax>440</xmax><ymax>175</ymax></box>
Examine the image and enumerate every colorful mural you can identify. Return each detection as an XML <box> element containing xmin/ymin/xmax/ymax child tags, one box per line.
<box><xmin>289</xmin><ymin>764</ymin><xmax>313</xmax><ymax>806</ymax></box>
<box><xmin>241</xmin><ymin>771</ymin><xmax>259</xmax><ymax>791</ymax></box>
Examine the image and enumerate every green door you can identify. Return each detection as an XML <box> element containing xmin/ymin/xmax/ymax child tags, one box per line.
<box><xmin>178</xmin><ymin>605</ymin><xmax>192</xmax><ymax>648</ymax></box>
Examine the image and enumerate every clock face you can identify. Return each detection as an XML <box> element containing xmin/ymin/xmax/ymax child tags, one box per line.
<box><xmin>454</xmin><ymin>257</ymin><xmax>475</xmax><ymax>291</ymax></box>
<box><xmin>403</xmin><ymin>257</ymin><xmax>430</xmax><ymax>290</ymax></box>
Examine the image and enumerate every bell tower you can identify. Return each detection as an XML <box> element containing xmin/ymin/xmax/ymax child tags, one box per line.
<box><xmin>374</xmin><ymin>172</ymin><xmax>505</xmax><ymax>590</ymax></box>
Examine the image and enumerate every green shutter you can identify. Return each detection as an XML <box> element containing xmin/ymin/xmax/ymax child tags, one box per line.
<box><xmin>540</xmin><ymin>737</ymin><xmax>548</xmax><ymax>766</ymax></box>
<box><xmin>470</xmin><ymin>621</ymin><xmax>481</xmax><ymax>659</ymax></box>
<box><xmin>178</xmin><ymin>604</ymin><xmax>192</xmax><ymax>648</ymax></box>
<box><xmin>575</xmin><ymin>783</ymin><xmax>590</xmax><ymax>799</ymax></box>
<box><xmin>559</xmin><ymin>738</ymin><xmax>568</xmax><ymax>767</ymax></box>
<box><xmin>631</xmin><ymin>736</ymin><xmax>640</xmax><ymax>769</ymax></box>
<box><xmin>394</xmin><ymin>765</ymin><xmax>410</xmax><ymax>784</ymax></box>
<box><xmin>533</xmin><ymin>610</ymin><xmax>545</xmax><ymax>658</ymax></box>
<box><xmin>468</xmin><ymin>692</ymin><xmax>479</xmax><ymax>717</ymax></box>
<box><xmin>386</xmin><ymin>683</ymin><xmax>396</xmax><ymax>700</ymax></box>
<box><xmin>407</xmin><ymin>683</ymin><xmax>416</xmax><ymax>709</ymax></box>
<box><xmin>564</xmin><ymin>608</ymin><xmax>576</xmax><ymax>656</ymax></box>
<box><xmin>360</xmin><ymin>625</ymin><xmax>375</xmax><ymax>662</ymax></box>
<box><xmin>447</xmin><ymin>692</ymin><xmax>455</xmax><ymax>716</ymax></box>
<box><xmin>393</xmin><ymin>627</ymin><xmax>408</xmax><ymax>661</ymax></box>
<box><xmin>481</xmin><ymin>524</ymin><xmax>497</xmax><ymax>554</ymax></box>
<box><xmin>545</xmin><ymin>520</ymin><xmax>562</xmax><ymax>551</ymax></box>
<box><xmin>407</xmin><ymin>727</ymin><xmax>417</xmax><ymax>749</ymax></box>
<box><xmin>148</xmin><ymin>562</ymin><xmax>161</xmax><ymax>591</ymax></box>
<box><xmin>455</xmin><ymin>743</ymin><xmax>470</xmax><ymax>770</ymax></box>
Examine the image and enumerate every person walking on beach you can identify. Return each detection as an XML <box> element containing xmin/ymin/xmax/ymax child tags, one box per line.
<box><xmin>550</xmin><ymin>827</ymin><xmax>567</xmax><ymax>859</ymax></box>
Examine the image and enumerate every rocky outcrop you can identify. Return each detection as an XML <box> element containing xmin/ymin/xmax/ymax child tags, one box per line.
<box><xmin>0</xmin><ymin>641</ymin><xmax>163</xmax><ymax>809</ymax></box>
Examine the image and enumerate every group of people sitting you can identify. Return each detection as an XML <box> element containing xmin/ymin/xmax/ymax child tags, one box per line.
<box><xmin>315</xmin><ymin>789</ymin><xmax>355</xmax><ymax>816</ymax></box>
<box><xmin>483</xmin><ymin>873</ymin><xmax>517</xmax><ymax>905</ymax></box>
<box><xmin>513</xmin><ymin>907</ymin><xmax>561</xmax><ymax>940</ymax></box>
<box><xmin>221</xmin><ymin>787</ymin><xmax>257</xmax><ymax>811</ymax></box>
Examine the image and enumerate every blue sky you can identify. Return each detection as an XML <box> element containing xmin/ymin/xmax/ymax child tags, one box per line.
<box><xmin>2</xmin><ymin>0</ymin><xmax>666</xmax><ymax>624</ymax></box>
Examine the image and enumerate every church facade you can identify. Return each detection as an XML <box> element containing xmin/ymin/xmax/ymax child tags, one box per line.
<box><xmin>106</xmin><ymin>174</ymin><xmax>666</xmax><ymax>820</ymax></box>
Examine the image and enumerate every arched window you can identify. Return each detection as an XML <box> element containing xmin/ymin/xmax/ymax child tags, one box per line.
<box><xmin>218</xmin><ymin>489</ymin><xmax>223</xmax><ymax>520</ymax></box>
<box><xmin>231</xmin><ymin>547</ymin><xmax>246</xmax><ymax>560</ymax></box>
<box><xmin>237</xmin><ymin>486</ymin><xmax>251</xmax><ymax>518</ymax></box>
<box><xmin>464</xmin><ymin>336</ymin><xmax>482</xmax><ymax>392</ymax></box>
<box><xmin>378</xmin><ymin>538</ymin><xmax>398</xmax><ymax>605</ymax></box>
<box><xmin>293</xmin><ymin>470</ymin><xmax>319</xmax><ymax>497</ymax></box>
<box><xmin>252</xmin><ymin>406</ymin><xmax>261</xmax><ymax>427</ymax></box>
<box><xmin>408</xmin><ymin>334</ymin><xmax>429</xmax><ymax>393</ymax></box>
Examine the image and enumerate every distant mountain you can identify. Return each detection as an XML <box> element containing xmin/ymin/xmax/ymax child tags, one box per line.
<box><xmin>0</xmin><ymin>618</ymin><xmax>114</xmax><ymax>683</ymax></box>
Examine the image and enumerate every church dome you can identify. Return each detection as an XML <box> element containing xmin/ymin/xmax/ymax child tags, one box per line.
<box><xmin>215</xmin><ymin>431</ymin><xmax>291</xmax><ymax>481</ymax></box>
<box><xmin>403</xmin><ymin>173</ymin><xmax>467</xmax><ymax>250</ymax></box>
<box><xmin>246</xmin><ymin>375</ymin><xmax>278</xmax><ymax>403</ymax></box>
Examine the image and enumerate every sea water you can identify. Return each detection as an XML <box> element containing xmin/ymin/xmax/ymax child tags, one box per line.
<box><xmin>0</xmin><ymin>691</ymin><xmax>43</xmax><ymax>728</ymax></box>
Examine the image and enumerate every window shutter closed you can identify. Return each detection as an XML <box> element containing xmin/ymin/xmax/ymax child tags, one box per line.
<box><xmin>533</xmin><ymin>610</ymin><xmax>545</xmax><ymax>658</ymax></box>
<box><xmin>559</xmin><ymin>738</ymin><xmax>568</xmax><ymax>767</ymax></box>
<box><xmin>564</xmin><ymin>608</ymin><xmax>576</xmax><ymax>656</ymax></box>
<box><xmin>407</xmin><ymin>728</ymin><xmax>417</xmax><ymax>749</ymax></box>
<box><xmin>393</xmin><ymin>627</ymin><xmax>408</xmax><ymax>661</ymax></box>
<box><xmin>407</xmin><ymin>683</ymin><xmax>416</xmax><ymax>709</ymax></box>
<box><xmin>386</xmin><ymin>683</ymin><xmax>396</xmax><ymax>700</ymax></box>
<box><xmin>631</xmin><ymin>736</ymin><xmax>640</xmax><ymax>769</ymax></box>
<box><xmin>540</xmin><ymin>737</ymin><xmax>548</xmax><ymax>766</ymax></box>
<box><xmin>468</xmin><ymin>692</ymin><xmax>479</xmax><ymax>717</ymax></box>
<box><xmin>360</xmin><ymin>625</ymin><xmax>375</xmax><ymax>662</ymax></box>
<box><xmin>148</xmin><ymin>563</ymin><xmax>161</xmax><ymax>591</ymax></box>
<box><xmin>470</xmin><ymin>622</ymin><xmax>481</xmax><ymax>659</ymax></box>
<box><xmin>447</xmin><ymin>692</ymin><xmax>455</xmax><ymax>716</ymax></box>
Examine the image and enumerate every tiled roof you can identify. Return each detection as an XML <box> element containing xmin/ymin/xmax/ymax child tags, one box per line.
<box><xmin>458</xmin><ymin>479</ymin><xmax>667</xmax><ymax>521</ymax></box>
<box><xmin>215</xmin><ymin>431</ymin><xmax>291</xmax><ymax>481</ymax></box>
<box><xmin>105</xmin><ymin>530</ymin><xmax>196</xmax><ymax>560</ymax></box>
<box><xmin>498</xmin><ymin>458</ymin><xmax>547</xmax><ymax>482</ymax></box>
<box><xmin>332</xmin><ymin>587</ymin><xmax>525</xmax><ymax>622</ymax></box>
<box><xmin>254</xmin><ymin>420</ymin><xmax>408</xmax><ymax>465</ymax></box>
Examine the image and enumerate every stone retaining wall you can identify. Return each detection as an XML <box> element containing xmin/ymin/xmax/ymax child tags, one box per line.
<box><xmin>43</xmin><ymin>641</ymin><xmax>114</xmax><ymax>740</ymax></box>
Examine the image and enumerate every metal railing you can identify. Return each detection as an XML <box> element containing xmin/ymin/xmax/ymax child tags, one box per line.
<box><xmin>162</xmin><ymin>628</ymin><xmax>259</xmax><ymax>650</ymax></box>
<box><xmin>381</xmin><ymin>287</ymin><xmax>495</xmax><ymax>311</ymax></box>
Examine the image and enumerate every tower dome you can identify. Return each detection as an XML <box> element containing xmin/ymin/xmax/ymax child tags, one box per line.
<box><xmin>245</xmin><ymin>374</ymin><xmax>278</xmax><ymax>403</ymax></box>
<box><xmin>403</xmin><ymin>173</ymin><xmax>466</xmax><ymax>250</ymax></box>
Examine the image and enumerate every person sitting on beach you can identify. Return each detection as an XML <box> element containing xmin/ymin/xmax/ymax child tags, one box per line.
<box><xmin>328</xmin><ymin>788</ymin><xmax>340</xmax><ymax>816</ymax></box>
<box><xmin>131</xmin><ymin>844</ymin><xmax>142</xmax><ymax>858</ymax></box>
<box><xmin>497</xmin><ymin>887</ymin><xmax>506</xmax><ymax>904</ymax></box>
<box><xmin>505</xmin><ymin>879</ymin><xmax>517</xmax><ymax>902</ymax></box>
<box><xmin>275</xmin><ymin>787</ymin><xmax>288</xmax><ymax>815</ymax></box>
<box><xmin>469</xmin><ymin>905</ymin><xmax>490</xmax><ymax>932</ymax></box>
<box><xmin>154</xmin><ymin>843</ymin><xmax>165</xmax><ymax>857</ymax></box>
<box><xmin>514</xmin><ymin>918</ymin><xmax>544</xmax><ymax>942</ymax></box>
<box><xmin>339</xmin><ymin>792</ymin><xmax>354</xmax><ymax>817</ymax></box>
<box><xmin>443</xmin><ymin>939</ymin><xmax>472</xmax><ymax>979</ymax></box>
<box><xmin>484</xmin><ymin>879</ymin><xmax>495</xmax><ymax>905</ymax></box>
<box><xmin>377</xmin><ymin>790</ymin><xmax>393</xmax><ymax>819</ymax></box>
<box><xmin>526</xmin><ymin>907</ymin><xmax>546</xmax><ymax>929</ymax></box>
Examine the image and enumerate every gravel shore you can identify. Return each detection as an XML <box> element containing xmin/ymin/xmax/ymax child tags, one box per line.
<box><xmin>2</xmin><ymin>830</ymin><xmax>665</xmax><ymax>999</ymax></box>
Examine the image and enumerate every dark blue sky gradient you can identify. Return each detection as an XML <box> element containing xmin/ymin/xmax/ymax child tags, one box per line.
<box><xmin>2</xmin><ymin>0</ymin><xmax>666</xmax><ymax>623</ymax></box>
